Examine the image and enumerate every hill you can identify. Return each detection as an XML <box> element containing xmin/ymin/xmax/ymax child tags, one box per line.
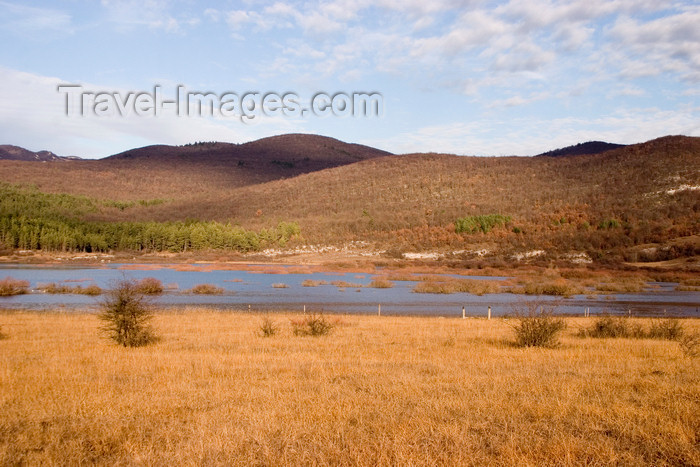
<box><xmin>153</xmin><ymin>135</ymin><xmax>696</xmax><ymax>260</ymax></box>
<box><xmin>0</xmin><ymin>145</ymin><xmax>76</xmax><ymax>161</ymax></box>
<box><xmin>536</xmin><ymin>141</ymin><xmax>626</xmax><ymax>157</ymax></box>
<box><xmin>0</xmin><ymin>134</ymin><xmax>698</xmax><ymax>264</ymax></box>
<box><xmin>107</xmin><ymin>133</ymin><xmax>390</xmax><ymax>167</ymax></box>
<box><xmin>0</xmin><ymin>134</ymin><xmax>391</xmax><ymax>199</ymax></box>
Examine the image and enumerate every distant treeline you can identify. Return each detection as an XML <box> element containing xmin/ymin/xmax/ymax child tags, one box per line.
<box><xmin>0</xmin><ymin>183</ymin><xmax>300</xmax><ymax>252</ymax></box>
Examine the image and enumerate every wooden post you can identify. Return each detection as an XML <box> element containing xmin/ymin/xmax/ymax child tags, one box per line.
<box><xmin>487</xmin><ymin>306</ymin><xmax>491</xmax><ymax>320</ymax></box>
<box><xmin>248</xmin><ymin>304</ymin><xmax>251</xmax><ymax>312</ymax></box>
<box><xmin>462</xmin><ymin>306</ymin><xmax>466</xmax><ymax>319</ymax></box>
<box><xmin>303</xmin><ymin>304</ymin><xmax>306</xmax><ymax>314</ymax></box>
<box><xmin>378</xmin><ymin>304</ymin><xmax>381</xmax><ymax>316</ymax></box>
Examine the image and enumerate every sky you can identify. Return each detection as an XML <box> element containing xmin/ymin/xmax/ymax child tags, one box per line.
<box><xmin>0</xmin><ymin>0</ymin><xmax>698</xmax><ymax>158</ymax></box>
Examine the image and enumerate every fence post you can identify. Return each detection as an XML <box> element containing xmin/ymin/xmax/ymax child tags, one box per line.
<box><xmin>487</xmin><ymin>306</ymin><xmax>491</xmax><ymax>320</ymax></box>
<box><xmin>462</xmin><ymin>306</ymin><xmax>466</xmax><ymax>319</ymax></box>
<box><xmin>378</xmin><ymin>304</ymin><xmax>381</xmax><ymax>316</ymax></box>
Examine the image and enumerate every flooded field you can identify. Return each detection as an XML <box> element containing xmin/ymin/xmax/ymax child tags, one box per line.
<box><xmin>1</xmin><ymin>264</ymin><xmax>698</xmax><ymax>317</ymax></box>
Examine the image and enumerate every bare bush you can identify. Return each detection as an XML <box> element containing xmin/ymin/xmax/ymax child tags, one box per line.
<box><xmin>579</xmin><ymin>315</ymin><xmax>632</xmax><ymax>338</ymax></box>
<box><xmin>40</xmin><ymin>283</ymin><xmax>102</xmax><ymax>295</ymax></box>
<box><xmin>135</xmin><ymin>277</ymin><xmax>164</xmax><ymax>295</ymax></box>
<box><xmin>259</xmin><ymin>317</ymin><xmax>278</xmax><ymax>337</ymax></box>
<box><xmin>0</xmin><ymin>277</ymin><xmax>29</xmax><ymax>296</ymax></box>
<box><xmin>188</xmin><ymin>284</ymin><xmax>224</xmax><ymax>295</ymax></box>
<box><xmin>99</xmin><ymin>279</ymin><xmax>157</xmax><ymax>347</ymax></box>
<box><xmin>369</xmin><ymin>278</ymin><xmax>394</xmax><ymax>288</ymax></box>
<box><xmin>510</xmin><ymin>302</ymin><xmax>566</xmax><ymax>348</ymax></box>
<box><xmin>580</xmin><ymin>316</ymin><xmax>684</xmax><ymax>341</ymax></box>
<box><xmin>679</xmin><ymin>333</ymin><xmax>699</xmax><ymax>358</ymax></box>
<box><xmin>291</xmin><ymin>312</ymin><xmax>334</xmax><ymax>337</ymax></box>
<box><xmin>648</xmin><ymin>318</ymin><xmax>684</xmax><ymax>341</ymax></box>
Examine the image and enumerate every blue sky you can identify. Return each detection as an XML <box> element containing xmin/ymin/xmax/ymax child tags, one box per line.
<box><xmin>0</xmin><ymin>0</ymin><xmax>698</xmax><ymax>158</ymax></box>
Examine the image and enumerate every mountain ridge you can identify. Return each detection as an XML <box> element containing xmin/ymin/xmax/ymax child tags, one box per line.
<box><xmin>535</xmin><ymin>141</ymin><xmax>626</xmax><ymax>157</ymax></box>
<box><xmin>0</xmin><ymin>134</ymin><xmax>697</xmax><ymax>263</ymax></box>
<box><xmin>0</xmin><ymin>145</ymin><xmax>81</xmax><ymax>162</ymax></box>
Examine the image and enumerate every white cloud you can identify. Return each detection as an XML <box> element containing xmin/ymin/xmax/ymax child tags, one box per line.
<box><xmin>0</xmin><ymin>67</ymin><xmax>302</xmax><ymax>158</ymax></box>
<box><xmin>370</xmin><ymin>106</ymin><xmax>700</xmax><ymax>156</ymax></box>
<box><xmin>0</xmin><ymin>1</ymin><xmax>73</xmax><ymax>36</ymax></box>
<box><xmin>100</xmin><ymin>0</ymin><xmax>199</xmax><ymax>33</ymax></box>
<box><xmin>607</xmin><ymin>6</ymin><xmax>700</xmax><ymax>82</ymax></box>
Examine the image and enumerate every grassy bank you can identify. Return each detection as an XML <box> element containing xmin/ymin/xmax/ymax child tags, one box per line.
<box><xmin>0</xmin><ymin>311</ymin><xmax>698</xmax><ymax>465</ymax></box>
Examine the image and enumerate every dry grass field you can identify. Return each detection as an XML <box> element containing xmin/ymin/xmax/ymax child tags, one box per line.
<box><xmin>1</xmin><ymin>310</ymin><xmax>698</xmax><ymax>465</ymax></box>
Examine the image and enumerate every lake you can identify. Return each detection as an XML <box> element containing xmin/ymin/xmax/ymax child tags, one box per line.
<box><xmin>1</xmin><ymin>264</ymin><xmax>698</xmax><ymax>317</ymax></box>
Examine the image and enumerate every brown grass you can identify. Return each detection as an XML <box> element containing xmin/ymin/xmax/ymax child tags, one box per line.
<box><xmin>330</xmin><ymin>280</ymin><xmax>364</xmax><ymax>288</ymax></box>
<box><xmin>135</xmin><ymin>277</ymin><xmax>164</xmax><ymax>295</ymax></box>
<box><xmin>0</xmin><ymin>277</ymin><xmax>30</xmax><ymax>296</ymax></box>
<box><xmin>40</xmin><ymin>283</ymin><xmax>102</xmax><ymax>295</ymax></box>
<box><xmin>187</xmin><ymin>284</ymin><xmax>224</xmax><ymax>295</ymax></box>
<box><xmin>367</xmin><ymin>278</ymin><xmax>394</xmax><ymax>288</ymax></box>
<box><xmin>302</xmin><ymin>279</ymin><xmax>329</xmax><ymax>287</ymax></box>
<box><xmin>510</xmin><ymin>279</ymin><xmax>584</xmax><ymax>297</ymax></box>
<box><xmin>414</xmin><ymin>278</ymin><xmax>501</xmax><ymax>295</ymax></box>
<box><xmin>0</xmin><ymin>310</ymin><xmax>697</xmax><ymax>465</ymax></box>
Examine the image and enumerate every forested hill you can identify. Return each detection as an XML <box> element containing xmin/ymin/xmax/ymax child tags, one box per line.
<box><xmin>0</xmin><ymin>134</ymin><xmax>698</xmax><ymax>265</ymax></box>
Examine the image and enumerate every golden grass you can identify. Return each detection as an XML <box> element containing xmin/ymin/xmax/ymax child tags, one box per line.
<box><xmin>414</xmin><ymin>278</ymin><xmax>501</xmax><ymax>295</ymax></box>
<box><xmin>0</xmin><ymin>277</ymin><xmax>29</xmax><ymax>296</ymax></box>
<box><xmin>0</xmin><ymin>310</ymin><xmax>698</xmax><ymax>466</ymax></box>
<box><xmin>367</xmin><ymin>278</ymin><xmax>394</xmax><ymax>288</ymax></box>
<box><xmin>301</xmin><ymin>279</ymin><xmax>328</xmax><ymax>287</ymax></box>
<box><xmin>39</xmin><ymin>283</ymin><xmax>103</xmax><ymax>295</ymax></box>
<box><xmin>187</xmin><ymin>284</ymin><xmax>224</xmax><ymax>295</ymax></box>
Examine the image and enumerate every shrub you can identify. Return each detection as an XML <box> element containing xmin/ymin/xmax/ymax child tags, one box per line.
<box><xmin>598</xmin><ymin>219</ymin><xmax>621</xmax><ymax>229</ymax></box>
<box><xmin>189</xmin><ymin>284</ymin><xmax>224</xmax><ymax>294</ymax></box>
<box><xmin>0</xmin><ymin>277</ymin><xmax>30</xmax><ymax>296</ymax></box>
<box><xmin>259</xmin><ymin>317</ymin><xmax>278</xmax><ymax>337</ymax></box>
<box><xmin>291</xmin><ymin>312</ymin><xmax>334</xmax><ymax>337</ymax></box>
<box><xmin>272</xmin><ymin>283</ymin><xmax>289</xmax><ymax>289</ymax></box>
<box><xmin>41</xmin><ymin>283</ymin><xmax>102</xmax><ymax>295</ymax></box>
<box><xmin>99</xmin><ymin>279</ymin><xmax>157</xmax><ymax>347</ymax></box>
<box><xmin>511</xmin><ymin>303</ymin><xmax>566</xmax><ymax>348</ymax></box>
<box><xmin>580</xmin><ymin>316</ymin><xmax>683</xmax><ymax>340</ymax></box>
<box><xmin>413</xmin><ymin>281</ymin><xmax>453</xmax><ymax>294</ymax></box>
<box><xmin>302</xmin><ymin>279</ymin><xmax>328</xmax><ymax>287</ymax></box>
<box><xmin>455</xmin><ymin>214</ymin><xmax>511</xmax><ymax>234</ymax></box>
<box><xmin>135</xmin><ymin>277</ymin><xmax>164</xmax><ymax>295</ymax></box>
<box><xmin>679</xmin><ymin>333</ymin><xmax>700</xmax><ymax>358</ymax></box>
<box><xmin>522</xmin><ymin>281</ymin><xmax>582</xmax><ymax>298</ymax></box>
<box><xmin>413</xmin><ymin>279</ymin><xmax>499</xmax><ymax>295</ymax></box>
<box><xmin>648</xmin><ymin>318</ymin><xmax>684</xmax><ymax>341</ymax></box>
<box><xmin>368</xmin><ymin>279</ymin><xmax>394</xmax><ymax>288</ymax></box>
<box><xmin>80</xmin><ymin>284</ymin><xmax>103</xmax><ymax>296</ymax></box>
<box><xmin>331</xmin><ymin>280</ymin><xmax>363</xmax><ymax>288</ymax></box>
<box><xmin>595</xmin><ymin>279</ymin><xmax>645</xmax><ymax>293</ymax></box>
<box><xmin>0</xmin><ymin>325</ymin><xmax>6</xmax><ymax>340</ymax></box>
<box><xmin>580</xmin><ymin>315</ymin><xmax>631</xmax><ymax>338</ymax></box>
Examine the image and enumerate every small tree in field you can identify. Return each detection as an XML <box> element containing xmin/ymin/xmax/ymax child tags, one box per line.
<box><xmin>99</xmin><ymin>279</ymin><xmax>157</xmax><ymax>347</ymax></box>
<box><xmin>510</xmin><ymin>300</ymin><xmax>565</xmax><ymax>348</ymax></box>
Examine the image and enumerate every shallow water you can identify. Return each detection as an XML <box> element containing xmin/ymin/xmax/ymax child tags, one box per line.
<box><xmin>1</xmin><ymin>264</ymin><xmax>698</xmax><ymax>317</ymax></box>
